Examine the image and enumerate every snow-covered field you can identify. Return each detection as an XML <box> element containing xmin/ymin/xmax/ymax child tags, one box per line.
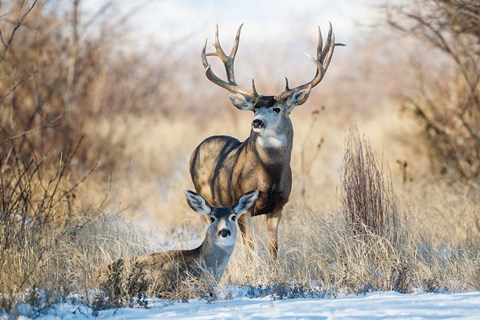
<box><xmin>8</xmin><ymin>291</ymin><xmax>480</xmax><ymax>319</ymax></box>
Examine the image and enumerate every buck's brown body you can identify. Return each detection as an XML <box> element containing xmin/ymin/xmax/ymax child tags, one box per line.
<box><xmin>190</xmin><ymin>129</ymin><xmax>292</xmax><ymax>216</ymax></box>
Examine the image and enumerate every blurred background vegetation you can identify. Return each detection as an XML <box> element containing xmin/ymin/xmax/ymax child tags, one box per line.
<box><xmin>1</xmin><ymin>0</ymin><xmax>479</xmax><ymax>314</ymax></box>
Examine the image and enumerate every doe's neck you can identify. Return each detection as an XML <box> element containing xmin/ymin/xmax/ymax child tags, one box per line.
<box><xmin>199</xmin><ymin>238</ymin><xmax>235</xmax><ymax>280</ymax></box>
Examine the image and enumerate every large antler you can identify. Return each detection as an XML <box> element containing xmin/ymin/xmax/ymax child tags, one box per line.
<box><xmin>202</xmin><ymin>24</ymin><xmax>260</xmax><ymax>100</ymax></box>
<box><xmin>276</xmin><ymin>22</ymin><xmax>341</xmax><ymax>101</ymax></box>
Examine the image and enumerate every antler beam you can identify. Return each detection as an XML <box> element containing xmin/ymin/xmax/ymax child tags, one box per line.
<box><xmin>202</xmin><ymin>24</ymin><xmax>342</xmax><ymax>101</ymax></box>
<box><xmin>201</xmin><ymin>24</ymin><xmax>259</xmax><ymax>99</ymax></box>
<box><xmin>277</xmin><ymin>22</ymin><xmax>343</xmax><ymax>100</ymax></box>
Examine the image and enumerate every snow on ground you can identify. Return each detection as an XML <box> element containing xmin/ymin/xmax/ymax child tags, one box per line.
<box><xmin>8</xmin><ymin>291</ymin><xmax>480</xmax><ymax>319</ymax></box>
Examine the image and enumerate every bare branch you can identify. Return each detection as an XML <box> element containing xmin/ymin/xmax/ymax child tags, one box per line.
<box><xmin>387</xmin><ymin>0</ymin><xmax>480</xmax><ymax>179</ymax></box>
<box><xmin>0</xmin><ymin>114</ymin><xmax>62</xmax><ymax>147</ymax></box>
<box><xmin>0</xmin><ymin>0</ymin><xmax>38</xmax><ymax>62</ymax></box>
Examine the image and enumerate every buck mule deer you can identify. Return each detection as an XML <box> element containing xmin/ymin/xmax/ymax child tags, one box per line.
<box><xmin>98</xmin><ymin>190</ymin><xmax>258</xmax><ymax>300</ymax></box>
<box><xmin>190</xmin><ymin>24</ymin><xmax>340</xmax><ymax>259</ymax></box>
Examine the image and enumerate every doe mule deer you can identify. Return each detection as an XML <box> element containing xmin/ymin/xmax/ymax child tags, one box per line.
<box><xmin>98</xmin><ymin>189</ymin><xmax>259</xmax><ymax>301</ymax></box>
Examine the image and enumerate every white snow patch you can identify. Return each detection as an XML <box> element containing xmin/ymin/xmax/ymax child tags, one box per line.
<box><xmin>6</xmin><ymin>291</ymin><xmax>480</xmax><ymax>319</ymax></box>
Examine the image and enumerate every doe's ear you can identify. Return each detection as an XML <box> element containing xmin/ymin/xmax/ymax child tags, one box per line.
<box><xmin>285</xmin><ymin>85</ymin><xmax>312</xmax><ymax>113</ymax></box>
<box><xmin>185</xmin><ymin>190</ymin><xmax>211</xmax><ymax>216</ymax></box>
<box><xmin>229</xmin><ymin>93</ymin><xmax>255</xmax><ymax>111</ymax></box>
<box><xmin>233</xmin><ymin>190</ymin><xmax>259</xmax><ymax>217</ymax></box>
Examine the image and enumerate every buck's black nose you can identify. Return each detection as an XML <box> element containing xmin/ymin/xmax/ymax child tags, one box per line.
<box><xmin>252</xmin><ymin>119</ymin><xmax>264</xmax><ymax>129</ymax></box>
<box><xmin>218</xmin><ymin>229</ymin><xmax>231</xmax><ymax>238</ymax></box>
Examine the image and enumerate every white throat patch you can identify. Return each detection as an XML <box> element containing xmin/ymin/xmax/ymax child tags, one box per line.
<box><xmin>215</xmin><ymin>236</ymin><xmax>236</xmax><ymax>248</ymax></box>
<box><xmin>257</xmin><ymin>133</ymin><xmax>287</xmax><ymax>149</ymax></box>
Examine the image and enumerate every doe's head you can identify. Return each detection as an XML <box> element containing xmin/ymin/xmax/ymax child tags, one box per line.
<box><xmin>185</xmin><ymin>190</ymin><xmax>259</xmax><ymax>247</ymax></box>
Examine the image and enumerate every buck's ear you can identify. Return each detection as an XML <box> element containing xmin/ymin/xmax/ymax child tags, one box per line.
<box><xmin>229</xmin><ymin>94</ymin><xmax>255</xmax><ymax>111</ymax></box>
<box><xmin>233</xmin><ymin>189</ymin><xmax>259</xmax><ymax>217</ymax></box>
<box><xmin>185</xmin><ymin>190</ymin><xmax>211</xmax><ymax>216</ymax></box>
<box><xmin>285</xmin><ymin>85</ymin><xmax>312</xmax><ymax>113</ymax></box>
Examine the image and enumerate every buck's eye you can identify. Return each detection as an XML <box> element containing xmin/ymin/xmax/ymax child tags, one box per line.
<box><xmin>273</xmin><ymin>107</ymin><xmax>281</xmax><ymax>113</ymax></box>
<box><xmin>231</xmin><ymin>215</ymin><xmax>237</xmax><ymax>222</ymax></box>
<box><xmin>209</xmin><ymin>217</ymin><xmax>216</xmax><ymax>223</ymax></box>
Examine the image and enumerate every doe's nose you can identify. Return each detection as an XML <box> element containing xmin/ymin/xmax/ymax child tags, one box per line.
<box><xmin>252</xmin><ymin>119</ymin><xmax>264</xmax><ymax>129</ymax></box>
<box><xmin>218</xmin><ymin>229</ymin><xmax>231</xmax><ymax>238</ymax></box>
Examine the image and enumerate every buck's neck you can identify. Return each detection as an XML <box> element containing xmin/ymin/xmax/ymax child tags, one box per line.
<box><xmin>198</xmin><ymin>235</ymin><xmax>235</xmax><ymax>281</ymax></box>
<box><xmin>249</xmin><ymin>119</ymin><xmax>293</xmax><ymax>164</ymax></box>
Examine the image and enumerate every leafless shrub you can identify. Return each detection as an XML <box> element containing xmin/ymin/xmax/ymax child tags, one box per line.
<box><xmin>386</xmin><ymin>0</ymin><xmax>480</xmax><ymax>180</ymax></box>
<box><xmin>0</xmin><ymin>1</ymin><xmax>165</xmax><ymax>313</ymax></box>
<box><xmin>0</xmin><ymin>138</ymin><xmax>91</xmax><ymax>311</ymax></box>
<box><xmin>341</xmin><ymin>128</ymin><xmax>399</xmax><ymax>240</ymax></box>
<box><xmin>0</xmin><ymin>0</ymin><xmax>173</xmax><ymax>174</ymax></box>
<box><xmin>0</xmin><ymin>138</ymin><xmax>160</xmax><ymax>313</ymax></box>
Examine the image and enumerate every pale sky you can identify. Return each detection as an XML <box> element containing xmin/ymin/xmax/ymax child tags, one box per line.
<box><xmin>80</xmin><ymin>0</ymin><xmax>385</xmax><ymax>97</ymax></box>
<box><xmin>84</xmin><ymin>0</ymin><xmax>380</xmax><ymax>49</ymax></box>
<box><xmin>134</xmin><ymin>0</ymin><xmax>376</xmax><ymax>41</ymax></box>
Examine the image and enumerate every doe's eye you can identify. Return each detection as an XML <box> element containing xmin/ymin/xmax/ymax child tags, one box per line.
<box><xmin>231</xmin><ymin>215</ymin><xmax>237</xmax><ymax>222</ymax></box>
<box><xmin>209</xmin><ymin>217</ymin><xmax>216</xmax><ymax>223</ymax></box>
<box><xmin>273</xmin><ymin>107</ymin><xmax>281</xmax><ymax>113</ymax></box>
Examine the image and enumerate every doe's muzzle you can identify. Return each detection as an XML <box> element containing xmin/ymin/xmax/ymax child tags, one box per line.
<box><xmin>218</xmin><ymin>229</ymin><xmax>231</xmax><ymax>238</ymax></box>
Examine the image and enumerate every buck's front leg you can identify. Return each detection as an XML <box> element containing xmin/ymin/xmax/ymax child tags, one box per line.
<box><xmin>238</xmin><ymin>212</ymin><xmax>254</xmax><ymax>254</ymax></box>
<box><xmin>266</xmin><ymin>208</ymin><xmax>282</xmax><ymax>260</ymax></box>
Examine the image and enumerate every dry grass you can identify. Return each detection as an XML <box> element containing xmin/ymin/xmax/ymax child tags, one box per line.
<box><xmin>3</xmin><ymin>84</ymin><xmax>479</xmax><ymax>312</ymax></box>
<box><xmin>2</xmin><ymin>0</ymin><xmax>480</xmax><ymax>314</ymax></box>
<box><xmin>212</xmin><ymin>114</ymin><xmax>479</xmax><ymax>297</ymax></box>
<box><xmin>224</xmin><ymin>200</ymin><xmax>479</xmax><ymax>296</ymax></box>
<box><xmin>132</xmin><ymin>113</ymin><xmax>478</xmax><ymax>299</ymax></box>
<box><xmin>3</xmin><ymin>108</ymin><xmax>480</xmax><ymax>312</ymax></box>
<box><xmin>341</xmin><ymin>127</ymin><xmax>399</xmax><ymax>239</ymax></box>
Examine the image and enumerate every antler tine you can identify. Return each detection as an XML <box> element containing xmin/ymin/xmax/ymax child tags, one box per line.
<box><xmin>288</xmin><ymin>23</ymin><xmax>338</xmax><ymax>94</ymax></box>
<box><xmin>201</xmin><ymin>39</ymin><xmax>210</xmax><ymax>69</ymax></box>
<box><xmin>201</xmin><ymin>25</ymin><xmax>259</xmax><ymax>99</ymax></box>
<box><xmin>206</xmin><ymin>25</ymin><xmax>228</xmax><ymax>61</ymax></box>
<box><xmin>230</xmin><ymin>23</ymin><xmax>243</xmax><ymax>59</ymax></box>
<box><xmin>204</xmin><ymin>26</ymin><xmax>226</xmax><ymax>58</ymax></box>
<box><xmin>317</xmin><ymin>25</ymin><xmax>323</xmax><ymax>59</ymax></box>
<box><xmin>252</xmin><ymin>79</ymin><xmax>259</xmax><ymax>96</ymax></box>
<box><xmin>319</xmin><ymin>22</ymin><xmax>333</xmax><ymax>62</ymax></box>
<box><xmin>323</xmin><ymin>32</ymin><xmax>336</xmax><ymax>71</ymax></box>
<box><xmin>321</xmin><ymin>22</ymin><xmax>346</xmax><ymax>71</ymax></box>
<box><xmin>223</xmin><ymin>24</ymin><xmax>243</xmax><ymax>83</ymax></box>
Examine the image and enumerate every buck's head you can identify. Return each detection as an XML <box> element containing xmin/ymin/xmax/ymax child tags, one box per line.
<box><xmin>185</xmin><ymin>190</ymin><xmax>259</xmax><ymax>248</ymax></box>
<box><xmin>201</xmin><ymin>24</ymin><xmax>340</xmax><ymax>143</ymax></box>
<box><xmin>229</xmin><ymin>88</ymin><xmax>311</xmax><ymax>145</ymax></box>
